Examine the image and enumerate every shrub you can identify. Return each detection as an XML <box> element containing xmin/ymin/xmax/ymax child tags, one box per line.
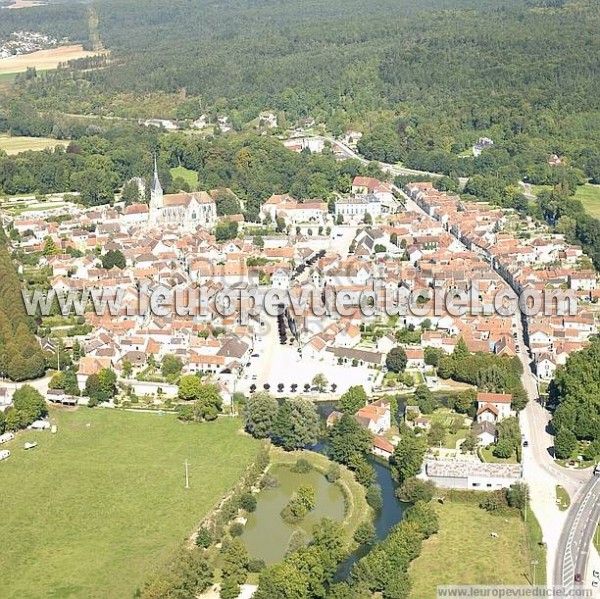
<box><xmin>366</xmin><ymin>484</ymin><xmax>383</xmax><ymax>511</ymax></box>
<box><xmin>354</xmin><ymin>521</ymin><xmax>376</xmax><ymax>546</ymax></box>
<box><xmin>479</xmin><ymin>490</ymin><xmax>508</xmax><ymax>513</ymax></box>
<box><xmin>280</xmin><ymin>485</ymin><xmax>316</xmax><ymax>523</ymax></box>
<box><xmin>240</xmin><ymin>492</ymin><xmax>257</xmax><ymax>513</ymax></box>
<box><xmin>326</xmin><ymin>463</ymin><xmax>341</xmax><ymax>483</ymax></box>
<box><xmin>290</xmin><ymin>458</ymin><xmax>313</xmax><ymax>474</ymax></box>
<box><xmin>230</xmin><ymin>522</ymin><xmax>244</xmax><ymax>537</ymax></box>
<box><xmin>396</xmin><ymin>477</ymin><xmax>436</xmax><ymax>504</ymax></box>
<box><xmin>260</xmin><ymin>473</ymin><xmax>279</xmax><ymax>489</ymax></box>
<box><xmin>195</xmin><ymin>527</ymin><xmax>212</xmax><ymax>548</ymax></box>
<box><xmin>247</xmin><ymin>559</ymin><xmax>266</xmax><ymax>573</ymax></box>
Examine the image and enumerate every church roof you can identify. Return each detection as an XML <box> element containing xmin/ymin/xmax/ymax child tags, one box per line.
<box><xmin>163</xmin><ymin>191</ymin><xmax>215</xmax><ymax>207</ymax></box>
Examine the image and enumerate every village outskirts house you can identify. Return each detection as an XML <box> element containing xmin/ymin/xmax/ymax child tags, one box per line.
<box><xmin>354</xmin><ymin>399</ymin><xmax>391</xmax><ymax>435</ymax></box>
<box><xmin>475</xmin><ymin>392</ymin><xmax>514</xmax><ymax>424</ymax></box>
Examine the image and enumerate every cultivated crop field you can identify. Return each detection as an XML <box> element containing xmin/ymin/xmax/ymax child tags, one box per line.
<box><xmin>0</xmin><ymin>134</ymin><xmax>68</xmax><ymax>155</ymax></box>
<box><xmin>0</xmin><ymin>409</ymin><xmax>259</xmax><ymax>599</ymax></box>
<box><xmin>0</xmin><ymin>45</ymin><xmax>104</xmax><ymax>75</ymax></box>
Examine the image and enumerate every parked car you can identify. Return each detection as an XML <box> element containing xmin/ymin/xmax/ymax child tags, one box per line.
<box><xmin>523</xmin><ymin>440</ymin><xmax>529</xmax><ymax>447</ymax></box>
<box><xmin>251</xmin><ymin>353</ymin><xmax>259</xmax><ymax>358</ymax></box>
<box><xmin>575</xmin><ymin>573</ymin><xmax>582</xmax><ymax>584</ymax></box>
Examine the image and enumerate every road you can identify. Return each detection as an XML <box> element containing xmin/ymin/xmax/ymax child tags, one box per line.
<box><xmin>399</xmin><ymin>173</ymin><xmax>594</xmax><ymax>586</ymax></box>
<box><xmin>555</xmin><ymin>474</ymin><xmax>600</xmax><ymax>593</ymax></box>
<box><xmin>305</xmin><ymin>135</ymin><xmax>470</xmax><ymax>189</ymax></box>
<box><xmin>294</xmin><ymin>134</ymin><xmax>600</xmax><ymax>588</ymax></box>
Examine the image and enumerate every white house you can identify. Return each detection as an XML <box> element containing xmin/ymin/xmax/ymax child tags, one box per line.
<box><xmin>0</xmin><ymin>387</ymin><xmax>13</xmax><ymax>409</ymax></box>
<box><xmin>472</xmin><ymin>421</ymin><xmax>497</xmax><ymax>446</ymax></box>
<box><xmin>271</xmin><ymin>268</ymin><xmax>291</xmax><ymax>289</ymax></box>
<box><xmin>372</xmin><ymin>436</ymin><xmax>394</xmax><ymax>460</ymax></box>
<box><xmin>335</xmin><ymin>195</ymin><xmax>382</xmax><ymax>224</ymax></box>
<box><xmin>355</xmin><ymin>399</ymin><xmax>391</xmax><ymax>434</ymax></box>
<box><xmin>476</xmin><ymin>392</ymin><xmax>514</xmax><ymax>424</ymax></box>
<box><xmin>534</xmin><ymin>353</ymin><xmax>557</xmax><ymax>382</ymax></box>
<box><xmin>404</xmin><ymin>347</ymin><xmax>425</xmax><ymax>369</ymax></box>
<box><xmin>569</xmin><ymin>271</ymin><xmax>597</xmax><ymax>292</ymax></box>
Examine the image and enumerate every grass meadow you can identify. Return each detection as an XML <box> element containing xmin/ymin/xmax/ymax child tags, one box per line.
<box><xmin>409</xmin><ymin>500</ymin><xmax>543</xmax><ymax>598</ymax></box>
<box><xmin>0</xmin><ymin>409</ymin><xmax>258</xmax><ymax>599</ymax></box>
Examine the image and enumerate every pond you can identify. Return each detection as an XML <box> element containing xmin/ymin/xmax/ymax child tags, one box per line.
<box><xmin>241</xmin><ymin>463</ymin><xmax>346</xmax><ymax>565</ymax></box>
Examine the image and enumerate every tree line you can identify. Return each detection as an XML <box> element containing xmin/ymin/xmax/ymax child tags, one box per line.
<box><xmin>0</xmin><ymin>226</ymin><xmax>45</xmax><ymax>381</ymax></box>
<box><xmin>549</xmin><ymin>336</ymin><xmax>600</xmax><ymax>460</ymax></box>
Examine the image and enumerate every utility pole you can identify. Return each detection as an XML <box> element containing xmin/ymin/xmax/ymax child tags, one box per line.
<box><xmin>530</xmin><ymin>559</ymin><xmax>538</xmax><ymax>586</ymax></box>
<box><xmin>184</xmin><ymin>460</ymin><xmax>190</xmax><ymax>489</ymax></box>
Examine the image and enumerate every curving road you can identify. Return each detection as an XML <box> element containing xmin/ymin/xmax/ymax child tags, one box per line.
<box><xmin>555</xmin><ymin>474</ymin><xmax>600</xmax><ymax>592</ymax></box>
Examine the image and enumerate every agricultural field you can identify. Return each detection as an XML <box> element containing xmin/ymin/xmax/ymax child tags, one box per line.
<box><xmin>0</xmin><ymin>409</ymin><xmax>259</xmax><ymax>599</ymax></box>
<box><xmin>0</xmin><ymin>45</ymin><xmax>104</xmax><ymax>76</ymax></box>
<box><xmin>409</xmin><ymin>500</ymin><xmax>544</xmax><ymax>598</ymax></box>
<box><xmin>7</xmin><ymin>0</ymin><xmax>47</xmax><ymax>8</ymax></box>
<box><xmin>0</xmin><ymin>134</ymin><xmax>68</xmax><ymax>155</ymax></box>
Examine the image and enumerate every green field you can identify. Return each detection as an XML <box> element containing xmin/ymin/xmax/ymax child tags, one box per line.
<box><xmin>409</xmin><ymin>501</ymin><xmax>541</xmax><ymax>598</ymax></box>
<box><xmin>170</xmin><ymin>165</ymin><xmax>199</xmax><ymax>190</ymax></box>
<box><xmin>0</xmin><ymin>409</ymin><xmax>259</xmax><ymax>599</ymax></box>
<box><xmin>480</xmin><ymin>445</ymin><xmax>518</xmax><ymax>464</ymax></box>
<box><xmin>574</xmin><ymin>185</ymin><xmax>600</xmax><ymax>219</ymax></box>
<box><xmin>532</xmin><ymin>184</ymin><xmax>600</xmax><ymax>219</ymax></box>
<box><xmin>0</xmin><ymin>135</ymin><xmax>68</xmax><ymax>155</ymax></box>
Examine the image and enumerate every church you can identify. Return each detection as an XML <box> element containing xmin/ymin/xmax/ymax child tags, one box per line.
<box><xmin>148</xmin><ymin>160</ymin><xmax>217</xmax><ymax>232</ymax></box>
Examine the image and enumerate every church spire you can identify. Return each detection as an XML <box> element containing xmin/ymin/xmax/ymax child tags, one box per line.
<box><xmin>149</xmin><ymin>153</ymin><xmax>164</xmax><ymax>218</ymax></box>
<box><xmin>152</xmin><ymin>154</ymin><xmax>162</xmax><ymax>195</ymax></box>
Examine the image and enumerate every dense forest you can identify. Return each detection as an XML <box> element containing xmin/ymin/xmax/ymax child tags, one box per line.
<box><xmin>0</xmin><ymin>226</ymin><xmax>45</xmax><ymax>381</ymax></box>
<box><xmin>2</xmin><ymin>0</ymin><xmax>599</xmax><ymax>165</ymax></box>
<box><xmin>2</xmin><ymin>0</ymin><xmax>600</xmax><ymax>186</ymax></box>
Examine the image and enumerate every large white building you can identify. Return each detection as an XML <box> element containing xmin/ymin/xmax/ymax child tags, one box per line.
<box><xmin>148</xmin><ymin>160</ymin><xmax>217</xmax><ymax>232</ymax></box>
<box><xmin>335</xmin><ymin>195</ymin><xmax>382</xmax><ymax>223</ymax></box>
<box><xmin>424</xmin><ymin>460</ymin><xmax>522</xmax><ymax>490</ymax></box>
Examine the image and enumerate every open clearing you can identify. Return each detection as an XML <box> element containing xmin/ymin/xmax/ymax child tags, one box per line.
<box><xmin>574</xmin><ymin>184</ymin><xmax>600</xmax><ymax>219</ymax></box>
<box><xmin>409</xmin><ymin>500</ymin><xmax>543</xmax><ymax>598</ymax></box>
<box><xmin>0</xmin><ymin>134</ymin><xmax>68</xmax><ymax>155</ymax></box>
<box><xmin>0</xmin><ymin>45</ymin><xmax>105</xmax><ymax>76</ymax></box>
<box><xmin>171</xmin><ymin>165</ymin><xmax>199</xmax><ymax>189</ymax></box>
<box><xmin>0</xmin><ymin>409</ymin><xmax>259</xmax><ymax>599</ymax></box>
<box><xmin>532</xmin><ymin>183</ymin><xmax>600</xmax><ymax>219</ymax></box>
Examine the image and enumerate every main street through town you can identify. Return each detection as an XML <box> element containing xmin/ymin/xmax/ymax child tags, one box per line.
<box><xmin>292</xmin><ymin>134</ymin><xmax>600</xmax><ymax>590</ymax></box>
<box><xmin>378</xmin><ymin>152</ymin><xmax>599</xmax><ymax>591</ymax></box>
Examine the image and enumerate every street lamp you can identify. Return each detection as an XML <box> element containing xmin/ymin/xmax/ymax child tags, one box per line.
<box><xmin>530</xmin><ymin>560</ymin><xmax>539</xmax><ymax>586</ymax></box>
